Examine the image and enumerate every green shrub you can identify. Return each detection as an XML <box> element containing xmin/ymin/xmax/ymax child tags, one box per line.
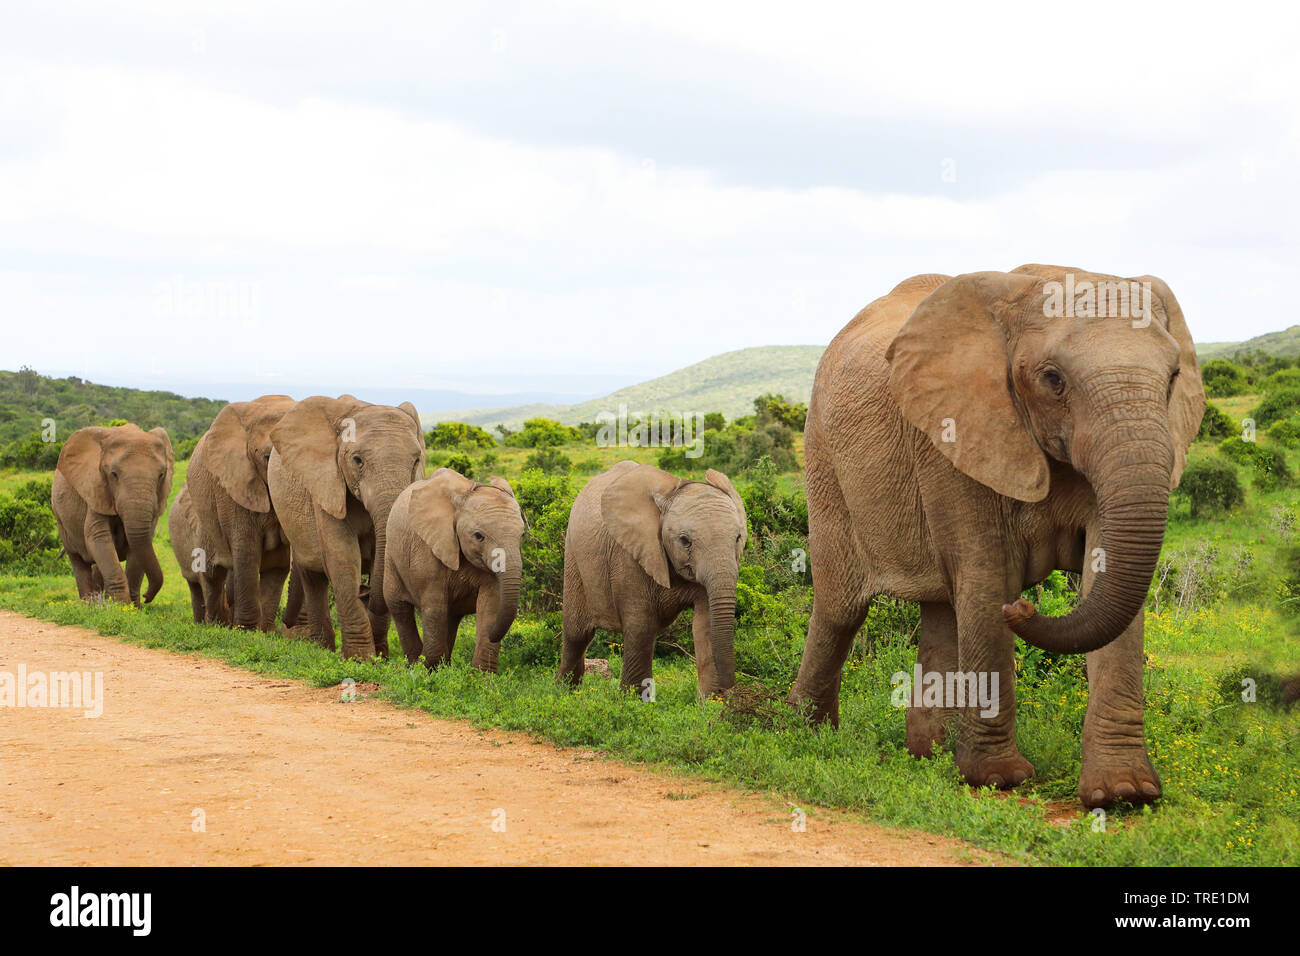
<box><xmin>1200</xmin><ymin>359</ymin><xmax>1248</xmax><ymax>398</ymax></box>
<box><xmin>0</xmin><ymin>432</ymin><xmax>62</xmax><ymax>470</ymax></box>
<box><xmin>1251</xmin><ymin>387</ymin><xmax>1300</xmax><ymax>427</ymax></box>
<box><xmin>1176</xmin><ymin>458</ymin><xmax>1245</xmax><ymax>517</ymax></box>
<box><xmin>1196</xmin><ymin>403</ymin><xmax>1234</xmax><ymax>441</ymax></box>
<box><xmin>443</xmin><ymin>452</ymin><xmax>474</xmax><ymax>478</ymax></box>
<box><xmin>523</xmin><ymin>446</ymin><xmax>572</xmax><ymax>474</ymax></box>
<box><xmin>504</xmin><ymin>418</ymin><xmax>582</xmax><ymax>448</ymax></box>
<box><xmin>513</xmin><ymin>470</ymin><xmax>575</xmax><ymax>613</ymax></box>
<box><xmin>0</xmin><ymin>479</ymin><xmax>63</xmax><ymax>573</ymax></box>
<box><xmin>1267</xmin><ymin>415</ymin><xmax>1300</xmax><ymax>447</ymax></box>
<box><xmin>426</xmin><ymin>421</ymin><xmax>496</xmax><ymax>450</ymax></box>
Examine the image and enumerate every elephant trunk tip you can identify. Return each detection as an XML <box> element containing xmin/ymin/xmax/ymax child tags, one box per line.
<box><xmin>1002</xmin><ymin>598</ymin><xmax>1036</xmax><ymax>628</ymax></box>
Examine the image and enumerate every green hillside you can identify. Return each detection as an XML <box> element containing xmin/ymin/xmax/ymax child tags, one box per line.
<box><xmin>1197</xmin><ymin>325</ymin><xmax>1300</xmax><ymax>361</ymax></box>
<box><xmin>423</xmin><ymin>345</ymin><xmax>825</xmax><ymax>431</ymax></box>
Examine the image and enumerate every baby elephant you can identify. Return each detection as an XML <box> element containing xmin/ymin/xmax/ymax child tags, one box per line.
<box><xmin>169</xmin><ymin>484</ymin><xmax>230</xmax><ymax>624</ymax></box>
<box><xmin>558</xmin><ymin>461</ymin><xmax>747</xmax><ymax>699</ymax></box>
<box><xmin>383</xmin><ymin>468</ymin><xmax>525</xmax><ymax>672</ymax></box>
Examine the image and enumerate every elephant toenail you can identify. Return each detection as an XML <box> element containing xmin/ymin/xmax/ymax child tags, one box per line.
<box><xmin>1115</xmin><ymin>782</ymin><xmax>1137</xmax><ymax>801</ymax></box>
<box><xmin>1090</xmin><ymin>789</ymin><xmax>1107</xmax><ymax>806</ymax></box>
<box><xmin>987</xmin><ymin>774</ymin><xmax>1004</xmax><ymax>788</ymax></box>
<box><xmin>1140</xmin><ymin>781</ymin><xmax>1160</xmax><ymax>798</ymax></box>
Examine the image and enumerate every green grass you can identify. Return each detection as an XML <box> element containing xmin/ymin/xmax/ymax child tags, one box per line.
<box><xmin>2</xmin><ymin>402</ymin><xmax>1297</xmax><ymax>866</ymax></box>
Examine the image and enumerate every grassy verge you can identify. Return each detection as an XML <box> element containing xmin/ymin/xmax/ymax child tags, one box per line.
<box><xmin>2</xmin><ymin>571</ymin><xmax>1295</xmax><ymax>866</ymax></box>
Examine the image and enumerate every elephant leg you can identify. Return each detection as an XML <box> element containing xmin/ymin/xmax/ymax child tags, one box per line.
<box><xmin>557</xmin><ymin>558</ymin><xmax>595</xmax><ymax>686</ymax></box>
<box><xmin>83</xmin><ymin>511</ymin><xmax>129</xmax><ymax>602</ymax></box>
<box><xmin>368</xmin><ymin>605</ymin><xmax>391</xmax><ymax>660</ymax></box>
<box><xmin>228</xmin><ymin>541</ymin><xmax>263</xmax><ymax>630</ymax></box>
<box><xmin>789</xmin><ymin>585</ymin><xmax>871</xmax><ymax>727</ymax></box>
<box><xmin>317</xmin><ymin>521</ymin><xmax>372</xmax><ymax>659</ymax></box>
<box><xmin>202</xmin><ymin>565</ymin><xmax>231</xmax><ymax>624</ymax></box>
<box><xmin>391</xmin><ymin>599</ymin><xmax>422</xmax><ymax>664</ymax></box>
<box><xmin>907</xmin><ymin>602</ymin><xmax>960</xmax><ymax>757</ymax></box>
<box><xmin>301</xmin><ymin>566</ymin><xmax>335</xmax><ymax>651</ymax></box>
<box><xmin>185</xmin><ymin>580</ymin><xmax>205</xmax><ymax>623</ymax></box>
<box><xmin>471</xmin><ymin>586</ymin><xmax>500</xmax><ymax>673</ymax></box>
<box><xmin>691</xmin><ymin>602</ymin><xmax>718</xmax><ymax>700</ymax></box>
<box><xmin>419</xmin><ymin>605</ymin><xmax>453</xmax><ymax>668</ymax></box>
<box><xmin>67</xmin><ymin>551</ymin><xmax>98</xmax><ymax>599</ymax></box>
<box><xmin>618</xmin><ymin>622</ymin><xmax>658</xmax><ymax>698</ymax></box>
<box><xmin>1078</xmin><ymin>524</ymin><xmax>1159</xmax><ymax>808</ymax></box>
<box><xmin>952</xmin><ymin>583</ymin><xmax>1032</xmax><ymax>790</ymax></box>
<box><xmin>282</xmin><ymin>562</ymin><xmax>304</xmax><ymax>628</ymax></box>
<box><xmin>258</xmin><ymin>561</ymin><xmax>290</xmax><ymax>631</ymax></box>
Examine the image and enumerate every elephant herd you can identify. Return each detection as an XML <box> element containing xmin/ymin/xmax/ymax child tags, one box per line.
<box><xmin>49</xmin><ymin>265</ymin><xmax>1207</xmax><ymax>809</ymax></box>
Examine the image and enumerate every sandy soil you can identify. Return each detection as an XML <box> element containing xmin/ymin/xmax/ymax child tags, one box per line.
<box><xmin>0</xmin><ymin>610</ymin><xmax>998</xmax><ymax>866</ymax></box>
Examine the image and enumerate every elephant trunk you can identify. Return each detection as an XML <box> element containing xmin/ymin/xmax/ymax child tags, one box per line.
<box><xmin>489</xmin><ymin>557</ymin><xmax>522</xmax><ymax>644</ymax></box>
<box><xmin>1004</xmin><ymin>411</ymin><xmax>1173</xmax><ymax>655</ymax></box>
<box><xmin>706</xmin><ymin>574</ymin><xmax>738</xmax><ymax>692</ymax></box>
<box><xmin>366</xmin><ymin>505</ymin><xmax>392</xmax><ymax>617</ymax></box>
<box><xmin>120</xmin><ymin>490</ymin><xmax>163</xmax><ymax>604</ymax></box>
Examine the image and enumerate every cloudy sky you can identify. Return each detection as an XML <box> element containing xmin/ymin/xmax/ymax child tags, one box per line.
<box><xmin>2</xmin><ymin>1</ymin><xmax>1297</xmax><ymax>401</ymax></box>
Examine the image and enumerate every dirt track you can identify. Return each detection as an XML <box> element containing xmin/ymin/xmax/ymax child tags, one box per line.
<box><xmin>0</xmin><ymin>610</ymin><xmax>994</xmax><ymax>866</ymax></box>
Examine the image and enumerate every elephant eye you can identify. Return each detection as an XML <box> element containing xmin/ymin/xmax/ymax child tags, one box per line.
<box><xmin>1041</xmin><ymin>368</ymin><xmax>1065</xmax><ymax>395</ymax></box>
<box><xmin>472</xmin><ymin>531</ymin><xmax>485</xmax><ymax>542</ymax></box>
<box><xmin>1168</xmin><ymin>367</ymin><xmax>1180</xmax><ymax>398</ymax></box>
<box><xmin>679</xmin><ymin>535</ymin><xmax>691</xmax><ymax>548</ymax></box>
<box><xmin>351</xmin><ymin>454</ymin><xmax>363</xmax><ymax>467</ymax></box>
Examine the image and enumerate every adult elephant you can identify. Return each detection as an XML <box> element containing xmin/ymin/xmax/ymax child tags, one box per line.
<box><xmin>268</xmin><ymin>395</ymin><xmax>425</xmax><ymax>659</ymax></box>
<box><xmin>169</xmin><ymin>484</ymin><xmax>230</xmax><ymax>624</ymax></box>
<box><xmin>186</xmin><ymin>394</ymin><xmax>296</xmax><ymax>629</ymax></box>
<box><xmin>789</xmin><ymin>266</ymin><xmax>1205</xmax><ymax>809</ymax></box>
<box><xmin>51</xmin><ymin>423</ymin><xmax>174</xmax><ymax>606</ymax></box>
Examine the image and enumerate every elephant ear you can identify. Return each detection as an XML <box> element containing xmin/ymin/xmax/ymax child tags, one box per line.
<box><xmin>57</xmin><ymin>427</ymin><xmax>114</xmax><ymax>514</ymax></box>
<box><xmin>271</xmin><ymin>397</ymin><xmax>349</xmax><ymax>519</ymax></box>
<box><xmin>1134</xmin><ymin>274</ymin><xmax>1206</xmax><ymax>488</ymax></box>
<box><xmin>601</xmin><ymin>462</ymin><xmax>681</xmax><ymax>589</ymax></box>
<box><xmin>408</xmin><ymin>468</ymin><xmax>476</xmax><ymax>569</ymax></box>
<box><xmin>886</xmin><ymin>271</ymin><xmax>1049</xmax><ymax>503</ymax></box>
<box><xmin>200</xmin><ymin>403</ymin><xmax>269</xmax><ymax>512</ymax></box>
<box><xmin>149</xmin><ymin>426</ymin><xmax>174</xmax><ymax>511</ymax></box>
<box><xmin>704</xmin><ymin>468</ymin><xmax>748</xmax><ymax>550</ymax></box>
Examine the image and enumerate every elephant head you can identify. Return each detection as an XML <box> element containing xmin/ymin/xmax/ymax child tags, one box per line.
<box><xmin>885</xmin><ymin>267</ymin><xmax>1205</xmax><ymax>654</ymax></box>
<box><xmin>195</xmin><ymin>394</ymin><xmax>296</xmax><ymax>512</ymax></box>
<box><xmin>270</xmin><ymin>395</ymin><xmax>425</xmax><ymax>617</ymax></box>
<box><xmin>601</xmin><ymin>463</ymin><xmax>748</xmax><ymax>689</ymax></box>
<box><xmin>409</xmin><ymin>468</ymin><xmax>526</xmax><ymax>643</ymax></box>
<box><xmin>57</xmin><ymin>423</ymin><xmax>174</xmax><ymax>603</ymax></box>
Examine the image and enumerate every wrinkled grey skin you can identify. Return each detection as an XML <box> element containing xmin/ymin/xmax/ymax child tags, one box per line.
<box><xmin>789</xmin><ymin>266</ymin><xmax>1205</xmax><ymax>808</ymax></box>
<box><xmin>267</xmin><ymin>395</ymin><xmax>424</xmax><ymax>659</ymax></box>
<box><xmin>186</xmin><ymin>395</ymin><xmax>296</xmax><ymax>630</ymax></box>
<box><xmin>51</xmin><ymin>423</ymin><xmax>174</xmax><ymax>606</ymax></box>
<box><xmin>558</xmin><ymin>461</ymin><xmax>747</xmax><ymax>699</ymax></box>
<box><xmin>383</xmin><ymin>469</ymin><xmax>525</xmax><ymax>672</ymax></box>
<box><xmin>169</xmin><ymin>484</ymin><xmax>230</xmax><ymax>624</ymax></box>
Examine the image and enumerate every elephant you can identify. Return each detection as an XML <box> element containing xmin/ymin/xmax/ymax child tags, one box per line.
<box><xmin>186</xmin><ymin>395</ymin><xmax>297</xmax><ymax>629</ymax></box>
<box><xmin>51</xmin><ymin>423</ymin><xmax>174</xmax><ymax>606</ymax></box>
<box><xmin>267</xmin><ymin>395</ymin><xmax>425</xmax><ymax>659</ymax></box>
<box><xmin>788</xmin><ymin>266</ymin><xmax>1205</xmax><ymax>809</ymax></box>
<box><xmin>168</xmin><ymin>484</ymin><xmax>230</xmax><ymax>624</ymax></box>
<box><xmin>557</xmin><ymin>460</ymin><xmax>748</xmax><ymax>699</ymax></box>
<box><xmin>383</xmin><ymin>468</ymin><xmax>525</xmax><ymax>672</ymax></box>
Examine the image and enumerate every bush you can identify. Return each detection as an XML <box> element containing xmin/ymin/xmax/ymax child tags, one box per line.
<box><xmin>0</xmin><ymin>432</ymin><xmax>62</xmax><ymax>470</ymax></box>
<box><xmin>174</xmin><ymin>435</ymin><xmax>201</xmax><ymax>460</ymax></box>
<box><xmin>1175</xmin><ymin>458</ymin><xmax>1244</xmax><ymax>517</ymax></box>
<box><xmin>504</xmin><ymin>418</ymin><xmax>582</xmax><ymax>448</ymax></box>
<box><xmin>1200</xmin><ymin>359</ymin><xmax>1248</xmax><ymax>398</ymax></box>
<box><xmin>523</xmin><ymin>447</ymin><xmax>572</xmax><ymax>474</ymax></box>
<box><xmin>0</xmin><ymin>479</ymin><xmax>63</xmax><ymax>573</ymax></box>
<box><xmin>1251</xmin><ymin>387</ymin><xmax>1300</xmax><ymax>427</ymax></box>
<box><xmin>1268</xmin><ymin>414</ymin><xmax>1300</xmax><ymax>448</ymax></box>
<box><xmin>702</xmin><ymin>412</ymin><xmax>725</xmax><ymax>432</ymax></box>
<box><xmin>512</xmin><ymin>471</ymin><xmax>575</xmax><ymax>614</ymax></box>
<box><xmin>426</xmin><ymin>421</ymin><xmax>496</xmax><ymax>450</ymax></box>
<box><xmin>443</xmin><ymin>453</ymin><xmax>474</xmax><ymax>478</ymax></box>
<box><xmin>1196</xmin><ymin>403</ymin><xmax>1234</xmax><ymax>441</ymax></box>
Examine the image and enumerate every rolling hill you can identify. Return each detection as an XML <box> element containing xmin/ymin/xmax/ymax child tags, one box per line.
<box><xmin>422</xmin><ymin>346</ymin><xmax>826</xmax><ymax>431</ymax></box>
<box><xmin>1197</xmin><ymin>325</ymin><xmax>1300</xmax><ymax>361</ymax></box>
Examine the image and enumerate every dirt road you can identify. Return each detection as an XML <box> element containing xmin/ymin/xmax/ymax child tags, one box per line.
<box><xmin>0</xmin><ymin>610</ymin><xmax>993</xmax><ymax>865</ymax></box>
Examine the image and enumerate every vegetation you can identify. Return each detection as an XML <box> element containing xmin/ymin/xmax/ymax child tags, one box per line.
<box><xmin>1</xmin><ymin>353</ymin><xmax>1298</xmax><ymax>866</ymax></box>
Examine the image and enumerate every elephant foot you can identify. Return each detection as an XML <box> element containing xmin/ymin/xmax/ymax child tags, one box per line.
<box><xmin>1079</xmin><ymin>749</ymin><xmax>1161</xmax><ymax>809</ymax></box>
<box><xmin>786</xmin><ymin>687</ymin><xmax>838</xmax><ymax>727</ymax></box>
<box><xmin>959</xmin><ymin>750</ymin><xmax>1035</xmax><ymax>790</ymax></box>
<box><xmin>906</xmin><ymin>706</ymin><xmax>956</xmax><ymax>758</ymax></box>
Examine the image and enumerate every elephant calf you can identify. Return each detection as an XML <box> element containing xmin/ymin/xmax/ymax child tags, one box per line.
<box><xmin>558</xmin><ymin>461</ymin><xmax>747</xmax><ymax>699</ymax></box>
<box><xmin>383</xmin><ymin>468</ymin><xmax>524</xmax><ymax>672</ymax></box>
<box><xmin>169</xmin><ymin>485</ymin><xmax>230</xmax><ymax>624</ymax></box>
<box><xmin>52</xmin><ymin>423</ymin><xmax>174</xmax><ymax>606</ymax></box>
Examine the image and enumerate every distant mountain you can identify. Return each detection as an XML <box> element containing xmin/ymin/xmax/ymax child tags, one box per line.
<box><xmin>1197</xmin><ymin>325</ymin><xmax>1300</xmax><ymax>361</ymax></box>
<box><xmin>423</xmin><ymin>346</ymin><xmax>826</xmax><ymax>431</ymax></box>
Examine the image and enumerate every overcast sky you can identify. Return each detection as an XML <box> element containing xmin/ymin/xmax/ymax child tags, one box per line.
<box><xmin>2</xmin><ymin>1</ymin><xmax>1297</xmax><ymax>399</ymax></box>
